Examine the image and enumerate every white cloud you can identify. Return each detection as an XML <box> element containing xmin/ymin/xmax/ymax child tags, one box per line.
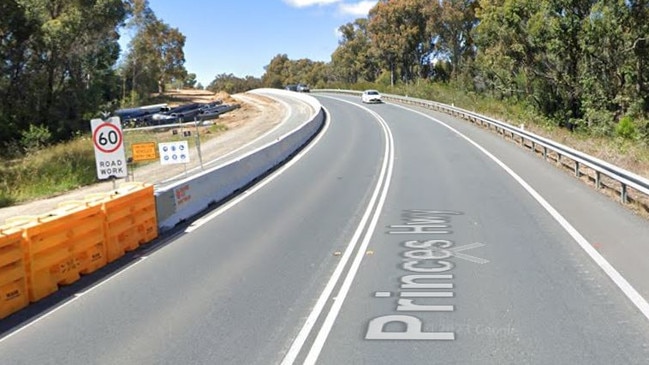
<box><xmin>338</xmin><ymin>0</ymin><xmax>377</xmax><ymax>17</ymax></box>
<box><xmin>283</xmin><ymin>0</ymin><xmax>341</xmax><ymax>7</ymax></box>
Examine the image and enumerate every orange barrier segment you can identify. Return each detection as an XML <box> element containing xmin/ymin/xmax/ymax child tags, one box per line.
<box><xmin>0</xmin><ymin>182</ymin><xmax>158</xmax><ymax>309</ymax></box>
<box><xmin>102</xmin><ymin>183</ymin><xmax>158</xmax><ymax>263</ymax></box>
<box><xmin>23</xmin><ymin>204</ymin><xmax>106</xmax><ymax>302</ymax></box>
<box><xmin>0</xmin><ymin>227</ymin><xmax>29</xmax><ymax>319</ymax></box>
<box><xmin>55</xmin><ymin>202</ymin><xmax>108</xmax><ymax>275</ymax></box>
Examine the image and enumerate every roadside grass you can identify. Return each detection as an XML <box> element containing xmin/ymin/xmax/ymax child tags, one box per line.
<box><xmin>0</xmin><ymin>136</ymin><xmax>97</xmax><ymax>208</ymax></box>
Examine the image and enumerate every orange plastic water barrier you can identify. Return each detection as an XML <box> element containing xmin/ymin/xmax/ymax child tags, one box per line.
<box><xmin>0</xmin><ymin>227</ymin><xmax>29</xmax><ymax>319</ymax></box>
<box><xmin>0</xmin><ymin>182</ymin><xmax>158</xmax><ymax>312</ymax></box>
<box><xmin>101</xmin><ymin>183</ymin><xmax>158</xmax><ymax>263</ymax></box>
<box><xmin>22</xmin><ymin>204</ymin><xmax>106</xmax><ymax>302</ymax></box>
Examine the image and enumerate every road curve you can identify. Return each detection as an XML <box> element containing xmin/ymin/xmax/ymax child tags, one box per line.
<box><xmin>2</xmin><ymin>94</ymin><xmax>649</xmax><ymax>364</ymax></box>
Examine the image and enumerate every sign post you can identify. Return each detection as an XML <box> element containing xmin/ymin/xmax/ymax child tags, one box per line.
<box><xmin>91</xmin><ymin>117</ymin><xmax>127</xmax><ymax>185</ymax></box>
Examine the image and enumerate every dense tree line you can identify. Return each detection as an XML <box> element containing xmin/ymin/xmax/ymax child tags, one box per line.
<box><xmin>261</xmin><ymin>54</ymin><xmax>333</xmax><ymax>89</ymax></box>
<box><xmin>4</xmin><ymin>0</ymin><xmax>647</xmax><ymax>156</ymax></box>
<box><xmin>475</xmin><ymin>0</ymin><xmax>648</xmax><ymax>134</ymax></box>
<box><xmin>260</xmin><ymin>0</ymin><xmax>649</xmax><ymax>138</ymax></box>
<box><xmin>207</xmin><ymin>74</ymin><xmax>262</xmax><ymax>95</ymax></box>
<box><xmin>0</xmin><ymin>0</ymin><xmax>188</xmax><ymax>156</ymax></box>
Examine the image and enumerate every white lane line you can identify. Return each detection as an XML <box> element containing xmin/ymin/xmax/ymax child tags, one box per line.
<box><xmin>303</xmin><ymin>102</ymin><xmax>395</xmax><ymax>365</ymax></box>
<box><xmin>0</xmin><ymin>112</ymin><xmax>329</xmax><ymax>345</ymax></box>
<box><xmin>281</xmin><ymin>98</ymin><xmax>395</xmax><ymax>365</ymax></box>
<box><xmin>184</xmin><ymin>109</ymin><xmax>330</xmax><ymax>233</ymax></box>
<box><xmin>394</xmin><ymin>103</ymin><xmax>649</xmax><ymax>322</ymax></box>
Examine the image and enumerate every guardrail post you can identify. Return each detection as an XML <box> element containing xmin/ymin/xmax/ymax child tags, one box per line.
<box><xmin>621</xmin><ymin>184</ymin><xmax>628</xmax><ymax>204</ymax></box>
<box><xmin>596</xmin><ymin>171</ymin><xmax>601</xmax><ymax>189</ymax></box>
<box><xmin>531</xmin><ymin>141</ymin><xmax>536</xmax><ymax>152</ymax></box>
<box><xmin>543</xmin><ymin>147</ymin><xmax>548</xmax><ymax>161</ymax></box>
<box><xmin>575</xmin><ymin>161</ymin><xmax>580</xmax><ymax>177</ymax></box>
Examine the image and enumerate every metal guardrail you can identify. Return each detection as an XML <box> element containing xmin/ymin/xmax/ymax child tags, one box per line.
<box><xmin>315</xmin><ymin>89</ymin><xmax>649</xmax><ymax>205</ymax></box>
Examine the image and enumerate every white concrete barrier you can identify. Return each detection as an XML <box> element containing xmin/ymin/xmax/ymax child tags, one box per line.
<box><xmin>155</xmin><ymin>89</ymin><xmax>324</xmax><ymax>232</ymax></box>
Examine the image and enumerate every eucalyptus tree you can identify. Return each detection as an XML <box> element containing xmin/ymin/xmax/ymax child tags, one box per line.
<box><xmin>331</xmin><ymin>18</ymin><xmax>379</xmax><ymax>83</ymax></box>
<box><xmin>425</xmin><ymin>0</ymin><xmax>479</xmax><ymax>79</ymax></box>
<box><xmin>121</xmin><ymin>0</ymin><xmax>187</xmax><ymax>97</ymax></box>
<box><xmin>368</xmin><ymin>0</ymin><xmax>430</xmax><ymax>85</ymax></box>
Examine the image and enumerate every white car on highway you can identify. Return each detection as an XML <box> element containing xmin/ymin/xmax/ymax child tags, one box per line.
<box><xmin>361</xmin><ymin>89</ymin><xmax>382</xmax><ymax>103</ymax></box>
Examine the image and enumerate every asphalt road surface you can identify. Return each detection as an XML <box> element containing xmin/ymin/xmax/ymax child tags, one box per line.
<box><xmin>2</xmin><ymin>93</ymin><xmax>649</xmax><ymax>364</ymax></box>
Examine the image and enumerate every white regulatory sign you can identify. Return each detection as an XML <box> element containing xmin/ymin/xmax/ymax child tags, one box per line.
<box><xmin>159</xmin><ymin>141</ymin><xmax>190</xmax><ymax>165</ymax></box>
<box><xmin>90</xmin><ymin>117</ymin><xmax>127</xmax><ymax>179</ymax></box>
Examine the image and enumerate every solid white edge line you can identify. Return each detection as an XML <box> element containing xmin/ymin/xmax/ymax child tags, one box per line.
<box><xmin>0</xmin><ymin>110</ymin><xmax>329</xmax><ymax>345</ymax></box>
<box><xmin>393</xmin><ymin>103</ymin><xmax>649</xmax><ymax>321</ymax></box>
<box><xmin>302</xmin><ymin>102</ymin><xmax>395</xmax><ymax>365</ymax></box>
<box><xmin>280</xmin><ymin>97</ymin><xmax>394</xmax><ymax>365</ymax></box>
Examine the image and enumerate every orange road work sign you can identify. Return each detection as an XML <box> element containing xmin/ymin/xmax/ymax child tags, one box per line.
<box><xmin>131</xmin><ymin>142</ymin><xmax>157</xmax><ymax>162</ymax></box>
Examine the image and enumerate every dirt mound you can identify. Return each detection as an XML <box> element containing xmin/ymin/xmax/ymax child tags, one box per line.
<box><xmin>212</xmin><ymin>91</ymin><xmax>238</xmax><ymax>105</ymax></box>
<box><xmin>158</xmin><ymin>89</ymin><xmax>238</xmax><ymax>106</ymax></box>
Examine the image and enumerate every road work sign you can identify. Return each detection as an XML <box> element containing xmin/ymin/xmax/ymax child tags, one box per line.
<box><xmin>91</xmin><ymin>117</ymin><xmax>127</xmax><ymax>179</ymax></box>
<box><xmin>132</xmin><ymin>142</ymin><xmax>157</xmax><ymax>162</ymax></box>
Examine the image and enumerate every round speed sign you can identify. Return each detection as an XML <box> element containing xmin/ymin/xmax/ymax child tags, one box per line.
<box><xmin>93</xmin><ymin>122</ymin><xmax>123</xmax><ymax>153</ymax></box>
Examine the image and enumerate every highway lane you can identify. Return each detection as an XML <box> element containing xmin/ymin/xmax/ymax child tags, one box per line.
<box><xmin>0</xmin><ymin>94</ymin><xmax>388</xmax><ymax>364</ymax></box>
<box><xmin>293</xmin><ymin>95</ymin><xmax>649</xmax><ymax>364</ymax></box>
<box><xmin>392</xmin><ymin>101</ymin><xmax>649</xmax><ymax>304</ymax></box>
<box><xmin>3</xmin><ymin>93</ymin><xmax>649</xmax><ymax>364</ymax></box>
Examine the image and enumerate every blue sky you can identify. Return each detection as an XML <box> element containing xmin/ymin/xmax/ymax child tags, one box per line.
<box><xmin>121</xmin><ymin>0</ymin><xmax>378</xmax><ymax>87</ymax></box>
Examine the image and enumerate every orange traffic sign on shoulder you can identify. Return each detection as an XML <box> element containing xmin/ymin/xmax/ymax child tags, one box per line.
<box><xmin>132</xmin><ymin>142</ymin><xmax>157</xmax><ymax>162</ymax></box>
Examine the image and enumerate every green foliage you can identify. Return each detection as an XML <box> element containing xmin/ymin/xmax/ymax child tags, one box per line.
<box><xmin>260</xmin><ymin>54</ymin><xmax>331</xmax><ymax>89</ymax></box>
<box><xmin>20</xmin><ymin>124</ymin><xmax>52</xmax><ymax>154</ymax></box>
<box><xmin>208</xmin><ymin>74</ymin><xmax>262</xmax><ymax>94</ymax></box>
<box><xmin>616</xmin><ymin>116</ymin><xmax>639</xmax><ymax>140</ymax></box>
<box><xmin>376</xmin><ymin>71</ymin><xmax>393</xmax><ymax>88</ymax></box>
<box><xmin>184</xmin><ymin>73</ymin><xmax>198</xmax><ymax>88</ymax></box>
<box><xmin>119</xmin><ymin>0</ymin><xmax>188</xmax><ymax>100</ymax></box>
<box><xmin>368</xmin><ymin>0</ymin><xmax>430</xmax><ymax>83</ymax></box>
<box><xmin>332</xmin><ymin>18</ymin><xmax>380</xmax><ymax>83</ymax></box>
<box><xmin>583</xmin><ymin>108</ymin><xmax>615</xmax><ymax>137</ymax></box>
<box><xmin>0</xmin><ymin>0</ymin><xmax>128</xmax><ymax>155</ymax></box>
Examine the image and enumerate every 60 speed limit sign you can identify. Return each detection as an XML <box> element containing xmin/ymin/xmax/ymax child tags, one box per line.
<box><xmin>90</xmin><ymin>117</ymin><xmax>127</xmax><ymax>179</ymax></box>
